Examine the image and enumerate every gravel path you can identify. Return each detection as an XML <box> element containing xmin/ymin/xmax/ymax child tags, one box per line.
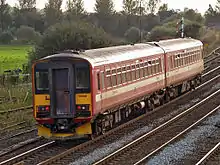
<box><xmin>67</xmin><ymin>80</ymin><xmax>220</xmax><ymax>165</ymax></box>
<box><xmin>146</xmin><ymin>111</ymin><xmax>220</xmax><ymax>165</ymax></box>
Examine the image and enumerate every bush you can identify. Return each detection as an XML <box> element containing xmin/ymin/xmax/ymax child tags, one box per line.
<box><xmin>15</xmin><ymin>25</ymin><xmax>42</xmax><ymax>44</ymax></box>
<box><xmin>147</xmin><ymin>26</ymin><xmax>176</xmax><ymax>41</ymax></box>
<box><xmin>124</xmin><ymin>27</ymin><xmax>141</xmax><ymax>43</ymax></box>
<box><xmin>28</xmin><ymin>21</ymin><xmax>120</xmax><ymax>69</ymax></box>
<box><xmin>0</xmin><ymin>31</ymin><xmax>13</xmax><ymax>44</ymax></box>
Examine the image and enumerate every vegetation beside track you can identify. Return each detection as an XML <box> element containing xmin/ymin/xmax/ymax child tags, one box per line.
<box><xmin>0</xmin><ymin>45</ymin><xmax>32</xmax><ymax>74</ymax></box>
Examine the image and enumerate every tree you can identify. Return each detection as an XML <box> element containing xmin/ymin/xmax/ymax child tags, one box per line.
<box><xmin>122</xmin><ymin>0</ymin><xmax>138</xmax><ymax>15</ymax></box>
<box><xmin>94</xmin><ymin>0</ymin><xmax>115</xmax><ymax>15</ymax></box>
<box><xmin>18</xmin><ymin>0</ymin><xmax>36</xmax><ymax>9</ymax></box>
<box><xmin>183</xmin><ymin>8</ymin><xmax>204</xmax><ymax>23</ymax></box>
<box><xmin>147</xmin><ymin>0</ymin><xmax>161</xmax><ymax>14</ymax></box>
<box><xmin>44</xmin><ymin>0</ymin><xmax>63</xmax><ymax>27</ymax></box>
<box><xmin>204</xmin><ymin>4</ymin><xmax>219</xmax><ymax>26</ymax></box>
<box><xmin>0</xmin><ymin>31</ymin><xmax>13</xmax><ymax>44</ymax></box>
<box><xmin>158</xmin><ymin>3</ymin><xmax>168</xmax><ymax>12</ymax></box>
<box><xmin>183</xmin><ymin>21</ymin><xmax>202</xmax><ymax>39</ymax></box>
<box><xmin>124</xmin><ymin>26</ymin><xmax>141</xmax><ymax>43</ymax></box>
<box><xmin>66</xmin><ymin>0</ymin><xmax>84</xmax><ymax>15</ymax></box>
<box><xmin>216</xmin><ymin>0</ymin><xmax>220</xmax><ymax>12</ymax></box>
<box><xmin>28</xmin><ymin>21</ymin><xmax>119</xmax><ymax>67</ymax></box>
<box><xmin>147</xmin><ymin>26</ymin><xmax>176</xmax><ymax>41</ymax></box>
<box><xmin>0</xmin><ymin>0</ymin><xmax>11</xmax><ymax>31</ymax></box>
<box><xmin>206</xmin><ymin>4</ymin><xmax>217</xmax><ymax>16</ymax></box>
<box><xmin>157</xmin><ymin>3</ymin><xmax>176</xmax><ymax>23</ymax></box>
<box><xmin>15</xmin><ymin>25</ymin><xmax>41</xmax><ymax>43</ymax></box>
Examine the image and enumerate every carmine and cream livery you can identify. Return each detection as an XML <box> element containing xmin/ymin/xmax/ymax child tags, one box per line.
<box><xmin>32</xmin><ymin>38</ymin><xmax>204</xmax><ymax>139</ymax></box>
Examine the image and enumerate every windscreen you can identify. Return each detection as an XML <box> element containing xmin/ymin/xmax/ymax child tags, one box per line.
<box><xmin>35</xmin><ymin>69</ymin><xmax>49</xmax><ymax>94</ymax></box>
<box><xmin>75</xmin><ymin>64</ymin><xmax>90</xmax><ymax>93</ymax></box>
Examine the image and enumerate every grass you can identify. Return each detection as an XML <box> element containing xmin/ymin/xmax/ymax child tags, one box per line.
<box><xmin>0</xmin><ymin>85</ymin><xmax>34</xmax><ymax>129</ymax></box>
<box><xmin>0</xmin><ymin>85</ymin><xmax>32</xmax><ymax>110</ymax></box>
<box><xmin>0</xmin><ymin>45</ymin><xmax>34</xmax><ymax>129</ymax></box>
<box><xmin>0</xmin><ymin>110</ymin><xmax>35</xmax><ymax>131</ymax></box>
<box><xmin>0</xmin><ymin>45</ymin><xmax>33</xmax><ymax>74</ymax></box>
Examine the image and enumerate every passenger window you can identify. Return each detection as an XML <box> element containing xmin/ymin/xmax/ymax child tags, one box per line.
<box><xmin>131</xmin><ymin>65</ymin><xmax>136</xmax><ymax>80</ymax></box>
<box><xmin>112</xmin><ymin>69</ymin><xmax>116</xmax><ymax>74</ymax></box>
<box><xmin>140</xmin><ymin>67</ymin><xmax>144</xmax><ymax>78</ymax></box>
<box><xmin>144</xmin><ymin>66</ymin><xmax>148</xmax><ymax>77</ymax></box>
<box><xmin>131</xmin><ymin>70</ymin><xmax>135</xmax><ymax>80</ymax></box>
<box><xmin>112</xmin><ymin>75</ymin><xmax>117</xmax><ymax>86</ymax></box>
<box><xmin>193</xmin><ymin>53</ymin><xmax>195</xmax><ymax>62</ymax></box>
<box><xmin>106</xmin><ymin>76</ymin><xmax>112</xmax><ymax>88</ymax></box>
<box><xmin>127</xmin><ymin>66</ymin><xmax>131</xmax><ymax>70</ymax></box>
<box><xmin>101</xmin><ymin>72</ymin><xmax>105</xmax><ymax>89</ymax></box>
<box><xmin>151</xmin><ymin>60</ymin><xmax>155</xmax><ymax>74</ymax></box>
<box><xmin>122</xmin><ymin>67</ymin><xmax>126</xmax><ymax>72</ymax></box>
<box><xmin>136</xmin><ymin>64</ymin><xmax>140</xmax><ymax>79</ymax></box>
<box><xmin>126</xmin><ymin>71</ymin><xmax>131</xmax><ymax>82</ymax></box>
<box><xmin>117</xmin><ymin>68</ymin><xmax>121</xmax><ymax>72</ymax></box>
<box><xmin>106</xmin><ymin>70</ymin><xmax>111</xmax><ymax>75</ymax></box>
<box><xmin>136</xmin><ymin>69</ymin><xmax>140</xmax><ymax>79</ymax></box>
<box><xmin>122</xmin><ymin>73</ymin><xmax>126</xmax><ymax>83</ymax></box>
<box><xmin>117</xmin><ymin>73</ymin><xmax>122</xmax><ymax>85</ymax></box>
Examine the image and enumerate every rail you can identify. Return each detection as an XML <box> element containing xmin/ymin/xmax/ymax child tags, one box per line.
<box><xmin>38</xmin><ymin>74</ymin><xmax>220</xmax><ymax>165</ymax></box>
<box><xmin>0</xmin><ymin>141</ymin><xmax>55</xmax><ymax>165</ymax></box>
<box><xmin>134</xmin><ymin>104</ymin><xmax>220</xmax><ymax>165</ymax></box>
<box><xmin>195</xmin><ymin>142</ymin><xmax>220</xmax><ymax>165</ymax></box>
<box><xmin>93</xmin><ymin>89</ymin><xmax>220</xmax><ymax>165</ymax></box>
<box><xmin>0</xmin><ymin>105</ymin><xmax>33</xmax><ymax>115</ymax></box>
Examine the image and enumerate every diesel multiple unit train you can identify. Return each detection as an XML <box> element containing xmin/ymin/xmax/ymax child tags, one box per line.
<box><xmin>32</xmin><ymin>38</ymin><xmax>204</xmax><ymax>140</ymax></box>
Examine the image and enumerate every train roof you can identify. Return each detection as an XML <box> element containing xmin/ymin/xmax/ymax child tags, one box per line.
<box><xmin>41</xmin><ymin>38</ymin><xmax>203</xmax><ymax>67</ymax></box>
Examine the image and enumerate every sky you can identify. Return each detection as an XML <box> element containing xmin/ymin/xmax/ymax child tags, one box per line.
<box><xmin>6</xmin><ymin>0</ymin><xmax>218</xmax><ymax>14</ymax></box>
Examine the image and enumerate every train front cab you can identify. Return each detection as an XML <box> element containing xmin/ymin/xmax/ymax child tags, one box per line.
<box><xmin>32</xmin><ymin>58</ymin><xmax>93</xmax><ymax>140</ymax></box>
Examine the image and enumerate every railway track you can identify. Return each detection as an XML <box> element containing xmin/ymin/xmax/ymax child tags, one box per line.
<box><xmin>204</xmin><ymin>46</ymin><xmax>220</xmax><ymax>64</ymax></box>
<box><xmin>0</xmin><ymin>46</ymin><xmax>218</xmax><ymax>114</ymax></box>
<box><xmin>0</xmin><ymin>139</ymin><xmax>87</xmax><ymax>165</ymax></box>
<box><xmin>195</xmin><ymin>142</ymin><xmax>220</xmax><ymax>165</ymax></box>
<box><xmin>0</xmin><ymin>121</ymin><xmax>27</xmax><ymax>132</ymax></box>
<box><xmin>0</xmin><ymin>48</ymin><xmax>219</xmax><ymax>165</ymax></box>
<box><xmin>0</xmin><ymin>105</ymin><xmax>32</xmax><ymax>115</ymax></box>
<box><xmin>0</xmin><ymin>127</ymin><xmax>37</xmax><ymax>156</ymax></box>
<box><xmin>31</xmin><ymin>70</ymin><xmax>220</xmax><ymax>164</ymax></box>
<box><xmin>93</xmin><ymin>89</ymin><xmax>220</xmax><ymax>165</ymax></box>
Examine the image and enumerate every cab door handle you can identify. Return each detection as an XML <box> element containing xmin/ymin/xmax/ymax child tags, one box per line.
<box><xmin>64</xmin><ymin>91</ymin><xmax>70</xmax><ymax>94</ymax></box>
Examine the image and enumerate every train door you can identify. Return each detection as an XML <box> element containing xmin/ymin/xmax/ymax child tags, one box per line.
<box><xmin>50</xmin><ymin>65</ymin><xmax>74</xmax><ymax>118</ymax></box>
<box><xmin>96</xmin><ymin>70</ymin><xmax>102</xmax><ymax>112</ymax></box>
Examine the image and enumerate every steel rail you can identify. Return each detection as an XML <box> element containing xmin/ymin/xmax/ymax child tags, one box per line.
<box><xmin>37</xmin><ymin>72</ymin><xmax>220</xmax><ymax>165</ymax></box>
<box><xmin>134</xmin><ymin>104</ymin><xmax>220</xmax><ymax>165</ymax></box>
<box><xmin>0</xmin><ymin>105</ymin><xmax>33</xmax><ymax>115</ymax></box>
<box><xmin>0</xmin><ymin>141</ymin><xmax>55</xmax><ymax>165</ymax></box>
<box><xmin>92</xmin><ymin>89</ymin><xmax>220</xmax><ymax>165</ymax></box>
<box><xmin>3</xmin><ymin>48</ymin><xmax>217</xmax><ymax>165</ymax></box>
<box><xmin>195</xmin><ymin>142</ymin><xmax>220</xmax><ymax>165</ymax></box>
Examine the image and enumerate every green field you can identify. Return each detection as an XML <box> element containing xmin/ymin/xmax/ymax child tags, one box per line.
<box><xmin>0</xmin><ymin>45</ymin><xmax>33</xmax><ymax>73</ymax></box>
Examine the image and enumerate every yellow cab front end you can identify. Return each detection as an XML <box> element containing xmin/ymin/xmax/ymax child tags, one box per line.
<box><xmin>32</xmin><ymin>56</ymin><xmax>93</xmax><ymax>140</ymax></box>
